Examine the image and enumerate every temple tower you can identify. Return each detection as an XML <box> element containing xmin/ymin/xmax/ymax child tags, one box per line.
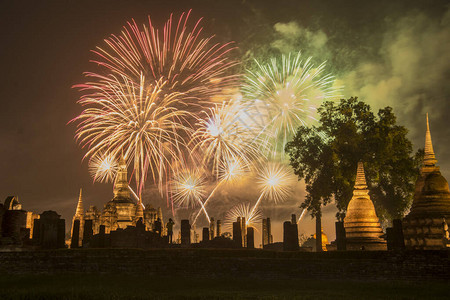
<box><xmin>109</xmin><ymin>155</ymin><xmax>136</xmax><ymax>229</ymax></box>
<box><xmin>403</xmin><ymin>115</ymin><xmax>450</xmax><ymax>249</ymax></box>
<box><xmin>71</xmin><ymin>188</ymin><xmax>84</xmax><ymax>247</ymax></box>
<box><xmin>344</xmin><ymin>162</ymin><xmax>387</xmax><ymax>250</ymax></box>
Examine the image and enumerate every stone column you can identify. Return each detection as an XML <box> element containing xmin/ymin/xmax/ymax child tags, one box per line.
<box><xmin>99</xmin><ymin>225</ymin><xmax>106</xmax><ymax>248</ymax></box>
<box><xmin>181</xmin><ymin>219</ymin><xmax>191</xmax><ymax>246</ymax></box>
<box><xmin>82</xmin><ymin>219</ymin><xmax>93</xmax><ymax>247</ymax></box>
<box><xmin>71</xmin><ymin>219</ymin><xmax>80</xmax><ymax>248</ymax></box>
<box><xmin>335</xmin><ymin>221</ymin><xmax>346</xmax><ymax>251</ymax></box>
<box><xmin>202</xmin><ymin>227</ymin><xmax>210</xmax><ymax>242</ymax></box>
<box><xmin>232</xmin><ymin>221</ymin><xmax>242</xmax><ymax>248</ymax></box>
<box><xmin>32</xmin><ymin>219</ymin><xmax>41</xmax><ymax>245</ymax></box>
<box><xmin>209</xmin><ymin>217</ymin><xmax>215</xmax><ymax>240</ymax></box>
<box><xmin>216</xmin><ymin>220</ymin><xmax>222</xmax><ymax>237</ymax></box>
<box><xmin>267</xmin><ymin>218</ymin><xmax>273</xmax><ymax>244</ymax></box>
<box><xmin>247</xmin><ymin>227</ymin><xmax>255</xmax><ymax>249</ymax></box>
<box><xmin>283</xmin><ymin>221</ymin><xmax>299</xmax><ymax>251</ymax></box>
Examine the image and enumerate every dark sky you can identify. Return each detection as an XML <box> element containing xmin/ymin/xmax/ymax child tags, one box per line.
<box><xmin>1</xmin><ymin>0</ymin><xmax>449</xmax><ymax>242</ymax></box>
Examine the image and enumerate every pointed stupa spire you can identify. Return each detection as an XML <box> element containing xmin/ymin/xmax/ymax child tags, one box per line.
<box><xmin>354</xmin><ymin>161</ymin><xmax>368</xmax><ymax>189</ymax></box>
<box><xmin>424</xmin><ymin>113</ymin><xmax>438</xmax><ymax>167</ymax></box>
<box><xmin>75</xmin><ymin>188</ymin><xmax>84</xmax><ymax>217</ymax></box>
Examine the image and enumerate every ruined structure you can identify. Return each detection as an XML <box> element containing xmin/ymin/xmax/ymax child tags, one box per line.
<box><xmin>70</xmin><ymin>156</ymin><xmax>164</xmax><ymax>247</ymax></box>
<box><xmin>403</xmin><ymin>115</ymin><xmax>450</xmax><ymax>249</ymax></box>
<box><xmin>0</xmin><ymin>196</ymin><xmax>39</xmax><ymax>246</ymax></box>
<box><xmin>343</xmin><ymin>162</ymin><xmax>387</xmax><ymax>250</ymax></box>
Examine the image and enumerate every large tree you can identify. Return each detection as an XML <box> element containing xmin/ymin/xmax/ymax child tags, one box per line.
<box><xmin>285</xmin><ymin>97</ymin><xmax>422</xmax><ymax>241</ymax></box>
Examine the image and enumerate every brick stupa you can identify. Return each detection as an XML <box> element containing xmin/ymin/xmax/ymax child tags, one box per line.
<box><xmin>402</xmin><ymin>114</ymin><xmax>450</xmax><ymax>249</ymax></box>
<box><xmin>344</xmin><ymin>162</ymin><xmax>387</xmax><ymax>250</ymax></box>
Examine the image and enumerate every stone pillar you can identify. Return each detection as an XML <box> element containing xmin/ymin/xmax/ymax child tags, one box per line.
<box><xmin>393</xmin><ymin>219</ymin><xmax>405</xmax><ymax>249</ymax></box>
<box><xmin>267</xmin><ymin>218</ymin><xmax>273</xmax><ymax>244</ymax></box>
<box><xmin>335</xmin><ymin>221</ymin><xmax>346</xmax><ymax>251</ymax></box>
<box><xmin>98</xmin><ymin>225</ymin><xmax>106</xmax><ymax>248</ymax></box>
<box><xmin>232</xmin><ymin>221</ymin><xmax>242</xmax><ymax>247</ymax></box>
<box><xmin>283</xmin><ymin>221</ymin><xmax>299</xmax><ymax>251</ymax></box>
<box><xmin>315</xmin><ymin>214</ymin><xmax>322</xmax><ymax>252</ymax></box>
<box><xmin>202</xmin><ymin>227</ymin><xmax>210</xmax><ymax>242</ymax></box>
<box><xmin>82</xmin><ymin>219</ymin><xmax>93</xmax><ymax>247</ymax></box>
<box><xmin>241</xmin><ymin>217</ymin><xmax>246</xmax><ymax>246</ymax></box>
<box><xmin>209</xmin><ymin>217</ymin><xmax>215</xmax><ymax>240</ymax></box>
<box><xmin>247</xmin><ymin>227</ymin><xmax>255</xmax><ymax>249</ymax></box>
<box><xmin>71</xmin><ymin>219</ymin><xmax>80</xmax><ymax>248</ymax></box>
<box><xmin>39</xmin><ymin>211</ymin><xmax>63</xmax><ymax>249</ymax></box>
<box><xmin>32</xmin><ymin>219</ymin><xmax>41</xmax><ymax>245</ymax></box>
<box><xmin>262</xmin><ymin>218</ymin><xmax>268</xmax><ymax>247</ymax></box>
<box><xmin>216</xmin><ymin>220</ymin><xmax>222</xmax><ymax>237</ymax></box>
<box><xmin>181</xmin><ymin>219</ymin><xmax>191</xmax><ymax>246</ymax></box>
<box><xmin>291</xmin><ymin>214</ymin><xmax>297</xmax><ymax>225</ymax></box>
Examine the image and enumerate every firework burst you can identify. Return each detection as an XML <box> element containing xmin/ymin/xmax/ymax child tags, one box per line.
<box><xmin>191</xmin><ymin>100</ymin><xmax>260</xmax><ymax>177</ymax></box>
<box><xmin>72</xmin><ymin>10</ymin><xmax>237</xmax><ymax>197</ymax></box>
<box><xmin>242</xmin><ymin>52</ymin><xmax>339</xmax><ymax>157</ymax></box>
<box><xmin>89</xmin><ymin>10</ymin><xmax>237</xmax><ymax>109</ymax></box>
<box><xmin>74</xmin><ymin>75</ymin><xmax>190</xmax><ymax>195</ymax></box>
<box><xmin>225</xmin><ymin>203</ymin><xmax>262</xmax><ymax>230</ymax></box>
<box><xmin>171</xmin><ymin>168</ymin><xmax>207</xmax><ymax>209</ymax></box>
<box><xmin>88</xmin><ymin>152</ymin><xmax>118</xmax><ymax>183</ymax></box>
<box><xmin>257</xmin><ymin>162</ymin><xmax>295</xmax><ymax>203</ymax></box>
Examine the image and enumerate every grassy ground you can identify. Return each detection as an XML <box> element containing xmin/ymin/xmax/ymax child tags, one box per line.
<box><xmin>0</xmin><ymin>274</ymin><xmax>448</xmax><ymax>300</ymax></box>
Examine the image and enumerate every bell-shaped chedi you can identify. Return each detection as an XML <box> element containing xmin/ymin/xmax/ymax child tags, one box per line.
<box><xmin>403</xmin><ymin>114</ymin><xmax>450</xmax><ymax>249</ymax></box>
<box><xmin>344</xmin><ymin>162</ymin><xmax>387</xmax><ymax>250</ymax></box>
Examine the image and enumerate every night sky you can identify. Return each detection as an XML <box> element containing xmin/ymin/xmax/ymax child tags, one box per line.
<box><xmin>1</xmin><ymin>0</ymin><xmax>449</xmax><ymax>243</ymax></box>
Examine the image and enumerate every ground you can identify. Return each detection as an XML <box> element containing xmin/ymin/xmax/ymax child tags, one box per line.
<box><xmin>0</xmin><ymin>274</ymin><xmax>448</xmax><ymax>299</ymax></box>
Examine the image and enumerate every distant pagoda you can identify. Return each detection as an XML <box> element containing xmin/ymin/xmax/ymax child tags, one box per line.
<box><xmin>343</xmin><ymin>162</ymin><xmax>387</xmax><ymax>250</ymax></box>
<box><xmin>70</xmin><ymin>155</ymin><xmax>163</xmax><ymax>248</ymax></box>
<box><xmin>403</xmin><ymin>114</ymin><xmax>450</xmax><ymax>249</ymax></box>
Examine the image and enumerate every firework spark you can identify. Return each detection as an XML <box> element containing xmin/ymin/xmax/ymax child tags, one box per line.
<box><xmin>88</xmin><ymin>152</ymin><xmax>118</xmax><ymax>183</ymax></box>
<box><xmin>225</xmin><ymin>203</ymin><xmax>262</xmax><ymax>229</ymax></box>
<box><xmin>242</xmin><ymin>52</ymin><xmax>339</xmax><ymax>158</ymax></box>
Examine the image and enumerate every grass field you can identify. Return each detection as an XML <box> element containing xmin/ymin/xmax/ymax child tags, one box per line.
<box><xmin>0</xmin><ymin>274</ymin><xmax>448</xmax><ymax>299</ymax></box>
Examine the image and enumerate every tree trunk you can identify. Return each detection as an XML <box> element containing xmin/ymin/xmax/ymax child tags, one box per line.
<box><xmin>315</xmin><ymin>213</ymin><xmax>322</xmax><ymax>252</ymax></box>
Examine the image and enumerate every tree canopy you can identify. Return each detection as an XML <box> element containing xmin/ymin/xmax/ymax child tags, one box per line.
<box><xmin>285</xmin><ymin>97</ymin><xmax>422</xmax><ymax>222</ymax></box>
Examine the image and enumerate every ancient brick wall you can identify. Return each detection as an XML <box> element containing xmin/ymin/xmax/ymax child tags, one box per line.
<box><xmin>0</xmin><ymin>249</ymin><xmax>448</xmax><ymax>280</ymax></box>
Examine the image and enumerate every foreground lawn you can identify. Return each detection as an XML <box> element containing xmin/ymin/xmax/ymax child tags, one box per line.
<box><xmin>0</xmin><ymin>274</ymin><xmax>448</xmax><ymax>299</ymax></box>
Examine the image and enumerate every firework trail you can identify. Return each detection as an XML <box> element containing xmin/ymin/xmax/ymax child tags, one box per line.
<box><xmin>242</xmin><ymin>52</ymin><xmax>339</xmax><ymax>158</ymax></box>
<box><xmin>192</xmin><ymin>157</ymin><xmax>249</xmax><ymax>224</ymax></box>
<box><xmin>72</xmin><ymin>10</ymin><xmax>237</xmax><ymax>200</ymax></box>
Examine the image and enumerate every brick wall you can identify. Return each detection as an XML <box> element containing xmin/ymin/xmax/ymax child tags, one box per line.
<box><xmin>0</xmin><ymin>249</ymin><xmax>448</xmax><ymax>280</ymax></box>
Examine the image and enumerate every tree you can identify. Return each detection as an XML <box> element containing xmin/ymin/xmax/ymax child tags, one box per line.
<box><xmin>285</xmin><ymin>97</ymin><xmax>422</xmax><ymax>234</ymax></box>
